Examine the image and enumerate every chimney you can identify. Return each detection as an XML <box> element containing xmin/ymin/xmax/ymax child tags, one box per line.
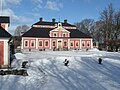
<box><xmin>64</xmin><ymin>19</ymin><xmax>67</xmax><ymax>23</ymax></box>
<box><xmin>39</xmin><ymin>18</ymin><xmax>43</xmax><ymax>22</ymax></box>
<box><xmin>0</xmin><ymin>16</ymin><xmax>10</xmax><ymax>31</ymax></box>
<box><xmin>52</xmin><ymin>19</ymin><xmax>55</xmax><ymax>22</ymax></box>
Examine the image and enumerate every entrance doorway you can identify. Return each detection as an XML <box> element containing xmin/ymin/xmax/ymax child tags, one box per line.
<box><xmin>58</xmin><ymin>40</ymin><xmax>62</xmax><ymax>49</ymax></box>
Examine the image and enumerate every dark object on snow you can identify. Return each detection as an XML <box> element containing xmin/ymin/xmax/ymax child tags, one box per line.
<box><xmin>98</xmin><ymin>58</ymin><xmax>102</xmax><ymax>64</ymax></box>
<box><xmin>64</xmin><ymin>59</ymin><xmax>69</xmax><ymax>66</ymax></box>
<box><xmin>0</xmin><ymin>70</ymin><xmax>6</xmax><ymax>75</ymax></box>
<box><xmin>22</xmin><ymin>61</ymin><xmax>28</xmax><ymax>68</ymax></box>
<box><xmin>0</xmin><ymin>69</ymin><xmax>28</xmax><ymax>76</ymax></box>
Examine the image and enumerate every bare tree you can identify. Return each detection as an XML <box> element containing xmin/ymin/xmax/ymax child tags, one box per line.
<box><xmin>14</xmin><ymin>25</ymin><xmax>30</xmax><ymax>36</ymax></box>
<box><xmin>100</xmin><ymin>3</ymin><xmax>115</xmax><ymax>50</ymax></box>
<box><xmin>74</xmin><ymin>19</ymin><xmax>95</xmax><ymax>35</ymax></box>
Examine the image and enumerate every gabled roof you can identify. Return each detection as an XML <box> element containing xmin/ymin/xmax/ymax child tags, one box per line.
<box><xmin>0</xmin><ymin>16</ymin><xmax>10</xmax><ymax>23</ymax></box>
<box><xmin>0</xmin><ymin>26</ymin><xmax>11</xmax><ymax>38</ymax></box>
<box><xmin>22</xmin><ymin>27</ymin><xmax>92</xmax><ymax>38</ymax></box>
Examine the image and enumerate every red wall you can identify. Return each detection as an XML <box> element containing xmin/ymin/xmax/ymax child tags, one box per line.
<box><xmin>0</xmin><ymin>41</ymin><xmax>4</xmax><ymax>65</ymax></box>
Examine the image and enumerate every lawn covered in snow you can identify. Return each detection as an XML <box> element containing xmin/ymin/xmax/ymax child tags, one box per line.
<box><xmin>0</xmin><ymin>49</ymin><xmax>120</xmax><ymax>90</ymax></box>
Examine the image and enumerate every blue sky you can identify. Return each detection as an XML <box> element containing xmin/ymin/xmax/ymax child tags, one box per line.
<box><xmin>1</xmin><ymin>0</ymin><xmax>120</xmax><ymax>34</ymax></box>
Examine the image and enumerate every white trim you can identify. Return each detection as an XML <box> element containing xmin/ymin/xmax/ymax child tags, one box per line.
<box><xmin>36</xmin><ymin>38</ymin><xmax>38</xmax><ymax>49</ymax></box>
<box><xmin>80</xmin><ymin>39</ymin><xmax>81</xmax><ymax>49</ymax></box>
<box><xmin>50</xmin><ymin>39</ymin><xmax>52</xmax><ymax>49</ymax></box>
<box><xmin>68</xmin><ymin>39</ymin><xmax>70</xmax><ymax>49</ymax></box>
<box><xmin>91</xmin><ymin>39</ymin><xmax>93</xmax><ymax>48</ymax></box>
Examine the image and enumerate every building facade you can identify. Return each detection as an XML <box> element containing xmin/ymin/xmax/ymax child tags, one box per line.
<box><xmin>21</xmin><ymin>18</ymin><xmax>93</xmax><ymax>51</ymax></box>
<box><xmin>0</xmin><ymin>16</ymin><xmax>11</xmax><ymax>68</ymax></box>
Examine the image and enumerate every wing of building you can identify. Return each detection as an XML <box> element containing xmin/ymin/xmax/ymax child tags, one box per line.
<box><xmin>21</xmin><ymin>18</ymin><xmax>93</xmax><ymax>51</ymax></box>
<box><xmin>0</xmin><ymin>16</ymin><xmax>12</xmax><ymax>68</ymax></box>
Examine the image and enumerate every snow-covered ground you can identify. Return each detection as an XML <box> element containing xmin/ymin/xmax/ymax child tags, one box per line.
<box><xmin>0</xmin><ymin>49</ymin><xmax>120</xmax><ymax>90</ymax></box>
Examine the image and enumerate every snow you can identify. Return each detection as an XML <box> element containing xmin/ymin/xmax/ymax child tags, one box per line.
<box><xmin>1</xmin><ymin>49</ymin><xmax>120</xmax><ymax>90</ymax></box>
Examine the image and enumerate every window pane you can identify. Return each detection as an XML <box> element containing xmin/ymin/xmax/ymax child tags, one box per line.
<box><xmin>25</xmin><ymin>41</ymin><xmax>28</xmax><ymax>46</ymax></box>
<box><xmin>45</xmin><ymin>41</ymin><xmax>48</xmax><ymax>46</ymax></box>
<box><xmin>71</xmin><ymin>42</ymin><xmax>73</xmax><ymax>46</ymax></box>
<box><xmin>64</xmin><ymin>42</ymin><xmax>67</xmax><ymax>46</ymax></box>
<box><xmin>53</xmin><ymin>42</ymin><xmax>55</xmax><ymax>46</ymax></box>
<box><xmin>76</xmin><ymin>42</ymin><xmax>79</xmax><ymax>46</ymax></box>
<box><xmin>39</xmin><ymin>41</ymin><xmax>42</xmax><ymax>46</ymax></box>
<box><xmin>31</xmin><ymin>42</ymin><xmax>34</xmax><ymax>46</ymax></box>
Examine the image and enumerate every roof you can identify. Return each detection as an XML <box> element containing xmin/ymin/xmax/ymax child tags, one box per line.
<box><xmin>33</xmin><ymin>21</ymin><xmax>76</xmax><ymax>27</ymax></box>
<box><xmin>0</xmin><ymin>16</ymin><xmax>10</xmax><ymax>23</ymax></box>
<box><xmin>0</xmin><ymin>26</ymin><xmax>12</xmax><ymax>38</ymax></box>
<box><xmin>22</xmin><ymin>27</ymin><xmax>51</xmax><ymax>38</ymax></box>
<box><xmin>22</xmin><ymin>27</ymin><xmax>92</xmax><ymax>38</ymax></box>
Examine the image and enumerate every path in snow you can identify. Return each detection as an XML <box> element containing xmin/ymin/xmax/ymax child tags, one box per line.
<box><xmin>0</xmin><ymin>50</ymin><xmax>120</xmax><ymax>90</ymax></box>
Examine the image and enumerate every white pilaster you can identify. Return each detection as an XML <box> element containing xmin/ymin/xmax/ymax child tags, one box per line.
<box><xmin>80</xmin><ymin>39</ymin><xmax>81</xmax><ymax>49</ymax></box>
<box><xmin>68</xmin><ymin>39</ymin><xmax>70</xmax><ymax>49</ymax></box>
<box><xmin>36</xmin><ymin>38</ymin><xmax>38</xmax><ymax>49</ymax></box>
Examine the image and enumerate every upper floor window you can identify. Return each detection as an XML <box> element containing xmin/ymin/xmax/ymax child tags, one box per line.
<box><xmin>54</xmin><ymin>33</ymin><xmax>57</xmax><ymax>37</ymax></box>
<box><xmin>63</xmin><ymin>33</ymin><xmax>66</xmax><ymax>37</ymax></box>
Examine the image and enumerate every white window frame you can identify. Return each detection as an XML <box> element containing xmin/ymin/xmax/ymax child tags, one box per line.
<box><xmin>44</xmin><ymin>40</ymin><xmax>49</xmax><ymax>47</ymax></box>
<box><xmin>30</xmin><ymin>40</ymin><xmax>35</xmax><ymax>47</ymax></box>
<box><xmin>70</xmin><ymin>41</ymin><xmax>74</xmax><ymax>47</ymax></box>
<box><xmin>38</xmin><ymin>40</ymin><xmax>43</xmax><ymax>47</ymax></box>
<box><xmin>76</xmin><ymin>41</ymin><xmax>79</xmax><ymax>47</ymax></box>
<box><xmin>24</xmin><ymin>40</ymin><xmax>29</xmax><ymax>48</ymax></box>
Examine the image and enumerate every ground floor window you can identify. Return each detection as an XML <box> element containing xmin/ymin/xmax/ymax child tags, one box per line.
<box><xmin>70</xmin><ymin>41</ymin><xmax>74</xmax><ymax>46</ymax></box>
<box><xmin>64</xmin><ymin>42</ymin><xmax>67</xmax><ymax>46</ymax></box>
<box><xmin>39</xmin><ymin>41</ymin><xmax>43</xmax><ymax>46</ymax></box>
<box><xmin>45</xmin><ymin>41</ymin><xmax>48</xmax><ymax>46</ymax></box>
<box><xmin>25</xmin><ymin>41</ymin><xmax>28</xmax><ymax>47</ymax></box>
<box><xmin>76</xmin><ymin>41</ymin><xmax>79</xmax><ymax>46</ymax></box>
<box><xmin>53</xmin><ymin>41</ymin><xmax>56</xmax><ymax>46</ymax></box>
<box><xmin>31</xmin><ymin>41</ymin><xmax>35</xmax><ymax>47</ymax></box>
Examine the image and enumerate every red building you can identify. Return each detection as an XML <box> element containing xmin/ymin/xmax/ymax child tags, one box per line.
<box><xmin>0</xmin><ymin>16</ymin><xmax>11</xmax><ymax>68</ymax></box>
<box><xmin>21</xmin><ymin>18</ymin><xmax>93</xmax><ymax>51</ymax></box>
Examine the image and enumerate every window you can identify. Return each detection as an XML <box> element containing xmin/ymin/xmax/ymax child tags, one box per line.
<box><xmin>39</xmin><ymin>41</ymin><xmax>42</xmax><ymax>46</ymax></box>
<box><xmin>31</xmin><ymin>42</ymin><xmax>34</xmax><ymax>46</ymax></box>
<box><xmin>64</xmin><ymin>42</ymin><xmax>67</xmax><ymax>46</ymax></box>
<box><xmin>76</xmin><ymin>42</ymin><xmax>79</xmax><ymax>46</ymax></box>
<box><xmin>93</xmin><ymin>43</ymin><xmax>96</xmax><ymax>46</ymax></box>
<box><xmin>25</xmin><ymin>41</ymin><xmax>28</xmax><ymax>46</ymax></box>
<box><xmin>53</xmin><ymin>41</ymin><xmax>56</xmax><ymax>46</ymax></box>
<box><xmin>45</xmin><ymin>41</ymin><xmax>48</xmax><ymax>46</ymax></box>
<box><xmin>54</xmin><ymin>33</ymin><xmax>57</xmax><ymax>37</ymax></box>
<box><xmin>70</xmin><ymin>42</ymin><xmax>73</xmax><ymax>46</ymax></box>
<box><xmin>87</xmin><ymin>43</ymin><xmax>90</xmax><ymax>46</ymax></box>
<box><xmin>82</xmin><ymin>43</ymin><xmax>84</xmax><ymax>46</ymax></box>
<box><xmin>63</xmin><ymin>34</ymin><xmax>66</xmax><ymax>37</ymax></box>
